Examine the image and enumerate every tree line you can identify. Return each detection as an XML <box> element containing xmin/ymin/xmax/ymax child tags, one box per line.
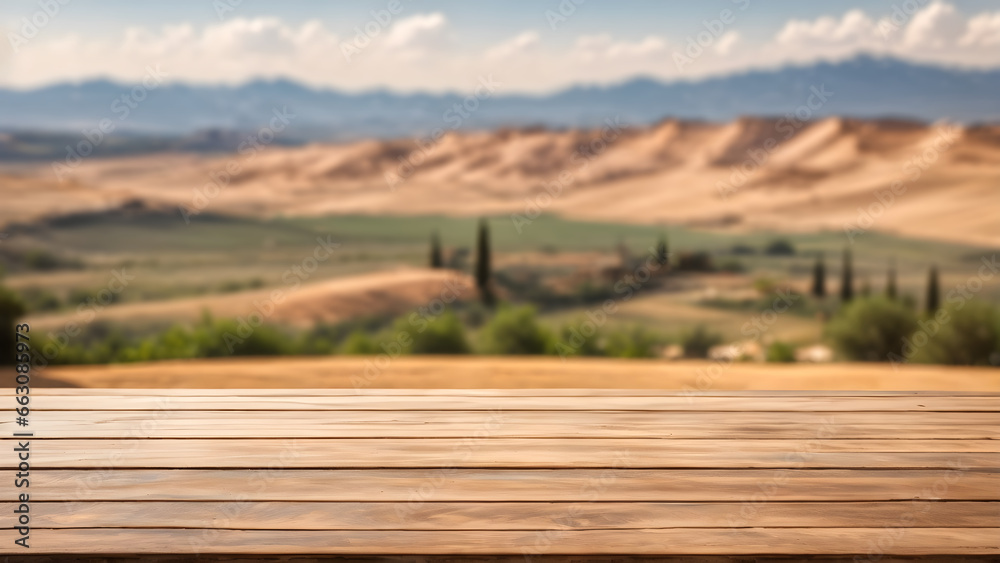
<box><xmin>810</xmin><ymin>249</ymin><xmax>941</xmax><ymax>314</ymax></box>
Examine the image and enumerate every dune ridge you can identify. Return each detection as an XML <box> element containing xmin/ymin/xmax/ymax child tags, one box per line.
<box><xmin>4</xmin><ymin>117</ymin><xmax>999</xmax><ymax>246</ymax></box>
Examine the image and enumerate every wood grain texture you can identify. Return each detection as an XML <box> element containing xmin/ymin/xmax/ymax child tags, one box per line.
<box><xmin>13</xmin><ymin>410</ymin><xmax>1000</xmax><ymax>441</ymax></box>
<box><xmin>4</xmin><ymin>528</ymin><xmax>999</xmax><ymax>555</ymax></box>
<box><xmin>13</xmin><ymin>410</ymin><xmax>999</xmax><ymax>438</ymax></box>
<box><xmin>22</xmin><ymin>395</ymin><xmax>1000</xmax><ymax>411</ymax></box>
<box><xmin>6</xmin><ymin>438</ymin><xmax>996</xmax><ymax>468</ymax></box>
<box><xmin>19</xmin><ymin>501</ymin><xmax>1000</xmax><ymax>530</ymax></box>
<box><xmin>16</xmin><ymin>388</ymin><xmax>1000</xmax><ymax>396</ymax></box>
<box><xmin>14</xmin><ymin>469</ymin><xmax>998</xmax><ymax>502</ymax></box>
<box><xmin>8</xmin><ymin>389</ymin><xmax>998</xmax><ymax>556</ymax></box>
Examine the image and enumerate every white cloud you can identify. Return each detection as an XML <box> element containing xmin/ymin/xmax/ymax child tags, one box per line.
<box><xmin>960</xmin><ymin>11</ymin><xmax>1000</xmax><ymax>46</ymax></box>
<box><xmin>573</xmin><ymin>34</ymin><xmax>667</xmax><ymax>62</ymax></box>
<box><xmin>201</xmin><ymin>17</ymin><xmax>302</xmax><ymax>55</ymax></box>
<box><xmin>902</xmin><ymin>1</ymin><xmax>965</xmax><ymax>47</ymax></box>
<box><xmin>714</xmin><ymin>31</ymin><xmax>740</xmax><ymax>55</ymax></box>
<box><xmin>485</xmin><ymin>30</ymin><xmax>539</xmax><ymax>60</ymax></box>
<box><xmin>3</xmin><ymin>5</ymin><xmax>1000</xmax><ymax>93</ymax></box>
<box><xmin>382</xmin><ymin>12</ymin><xmax>447</xmax><ymax>51</ymax></box>
<box><xmin>766</xmin><ymin>3</ymin><xmax>1000</xmax><ymax>67</ymax></box>
<box><xmin>776</xmin><ymin>9</ymin><xmax>880</xmax><ymax>48</ymax></box>
<box><xmin>2</xmin><ymin>17</ymin><xmax>341</xmax><ymax>87</ymax></box>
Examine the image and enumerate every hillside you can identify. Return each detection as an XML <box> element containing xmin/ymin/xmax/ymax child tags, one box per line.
<box><xmin>4</xmin><ymin>117</ymin><xmax>1000</xmax><ymax>247</ymax></box>
<box><xmin>25</xmin><ymin>268</ymin><xmax>474</xmax><ymax>331</ymax></box>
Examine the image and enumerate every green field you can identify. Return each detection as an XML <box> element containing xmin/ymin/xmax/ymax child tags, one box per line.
<box><xmin>3</xmin><ymin>210</ymin><xmax>998</xmax><ymax>354</ymax></box>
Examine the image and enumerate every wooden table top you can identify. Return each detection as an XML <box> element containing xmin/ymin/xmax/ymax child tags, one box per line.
<box><xmin>2</xmin><ymin>388</ymin><xmax>998</xmax><ymax>557</ymax></box>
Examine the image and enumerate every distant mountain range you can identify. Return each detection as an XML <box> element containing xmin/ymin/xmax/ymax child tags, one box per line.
<box><xmin>1</xmin><ymin>55</ymin><xmax>998</xmax><ymax>146</ymax></box>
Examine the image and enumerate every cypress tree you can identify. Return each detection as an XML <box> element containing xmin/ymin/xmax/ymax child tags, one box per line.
<box><xmin>811</xmin><ymin>253</ymin><xmax>826</xmax><ymax>298</ymax></box>
<box><xmin>0</xmin><ymin>285</ymin><xmax>27</xmax><ymax>366</ymax></box>
<box><xmin>429</xmin><ymin>231</ymin><xmax>443</xmax><ymax>269</ymax></box>
<box><xmin>474</xmin><ymin>218</ymin><xmax>494</xmax><ymax>306</ymax></box>
<box><xmin>926</xmin><ymin>265</ymin><xmax>940</xmax><ymax>314</ymax></box>
<box><xmin>886</xmin><ymin>259</ymin><xmax>898</xmax><ymax>300</ymax></box>
<box><xmin>655</xmin><ymin>234</ymin><xmax>668</xmax><ymax>268</ymax></box>
<box><xmin>840</xmin><ymin>248</ymin><xmax>854</xmax><ymax>302</ymax></box>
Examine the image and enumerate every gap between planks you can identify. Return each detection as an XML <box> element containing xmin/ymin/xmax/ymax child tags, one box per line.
<box><xmin>2</xmin><ymin>528</ymin><xmax>998</xmax><ymax>555</ymax></box>
<box><xmin>9</xmin><ymin>501</ymin><xmax>998</xmax><ymax>530</ymax></box>
<box><xmin>2</xmin><ymin>438</ymin><xmax>995</xmax><ymax>468</ymax></box>
<box><xmin>11</xmin><ymin>469</ymin><xmax>998</xmax><ymax>502</ymax></box>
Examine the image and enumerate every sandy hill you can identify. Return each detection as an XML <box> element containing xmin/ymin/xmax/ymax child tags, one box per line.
<box><xmin>26</xmin><ymin>268</ymin><xmax>475</xmax><ymax>331</ymax></box>
<box><xmin>4</xmin><ymin>117</ymin><xmax>999</xmax><ymax>247</ymax></box>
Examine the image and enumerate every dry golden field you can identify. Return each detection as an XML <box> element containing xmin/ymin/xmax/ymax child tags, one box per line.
<box><xmin>9</xmin><ymin>356</ymin><xmax>1000</xmax><ymax>390</ymax></box>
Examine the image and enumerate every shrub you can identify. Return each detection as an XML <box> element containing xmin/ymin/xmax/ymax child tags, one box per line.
<box><xmin>717</xmin><ymin>259</ymin><xmax>746</xmax><ymax>273</ymax></box>
<box><xmin>458</xmin><ymin>301</ymin><xmax>491</xmax><ymax>328</ymax></box>
<box><xmin>479</xmin><ymin>305</ymin><xmax>553</xmax><ymax>355</ymax></box>
<box><xmin>67</xmin><ymin>287</ymin><xmax>121</xmax><ymax>307</ymax></box>
<box><xmin>189</xmin><ymin>318</ymin><xmax>290</xmax><ymax>357</ymax></box>
<box><xmin>23</xmin><ymin>249</ymin><xmax>61</xmax><ymax>271</ymax></box>
<box><xmin>766</xmin><ymin>341</ymin><xmax>797</xmax><ymax>363</ymax></box>
<box><xmin>604</xmin><ymin>325</ymin><xmax>660</xmax><ymax>358</ymax></box>
<box><xmin>764</xmin><ymin>239</ymin><xmax>796</xmax><ymax>256</ymax></box>
<box><xmin>406</xmin><ymin>310</ymin><xmax>470</xmax><ymax>354</ymax></box>
<box><xmin>681</xmin><ymin>325</ymin><xmax>723</xmax><ymax>358</ymax></box>
<box><xmin>752</xmin><ymin>277</ymin><xmax>778</xmax><ymax>296</ymax></box>
<box><xmin>19</xmin><ymin>287</ymin><xmax>61</xmax><ymax>312</ymax></box>
<box><xmin>918</xmin><ymin>301</ymin><xmax>1000</xmax><ymax>365</ymax></box>
<box><xmin>675</xmin><ymin>252</ymin><xmax>713</xmax><ymax>272</ymax></box>
<box><xmin>826</xmin><ymin>297</ymin><xmax>918</xmax><ymax>361</ymax></box>
<box><xmin>555</xmin><ymin>320</ymin><xmax>604</xmax><ymax>358</ymax></box>
<box><xmin>296</xmin><ymin>332</ymin><xmax>336</xmax><ymax>355</ymax></box>
<box><xmin>340</xmin><ymin>330</ymin><xmax>379</xmax><ymax>355</ymax></box>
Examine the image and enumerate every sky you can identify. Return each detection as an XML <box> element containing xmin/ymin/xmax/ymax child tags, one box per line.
<box><xmin>2</xmin><ymin>0</ymin><xmax>1000</xmax><ymax>92</ymax></box>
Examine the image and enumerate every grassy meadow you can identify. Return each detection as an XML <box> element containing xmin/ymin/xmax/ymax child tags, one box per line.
<box><xmin>2</xmin><ymin>208</ymin><xmax>998</xmax><ymax>366</ymax></box>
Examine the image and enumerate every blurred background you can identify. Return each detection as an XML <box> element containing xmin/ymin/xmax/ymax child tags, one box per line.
<box><xmin>1</xmin><ymin>0</ymin><xmax>999</xmax><ymax>386</ymax></box>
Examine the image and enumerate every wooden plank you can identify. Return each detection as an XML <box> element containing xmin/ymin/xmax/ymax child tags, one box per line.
<box><xmin>17</xmin><ymin>469</ymin><xmax>997</xmax><ymax>502</ymax></box>
<box><xmin>2</xmin><ymin>388</ymin><xmax>995</xmax><ymax>558</ymax></box>
<box><xmin>21</xmin><ymin>389</ymin><xmax>1000</xmax><ymax>396</ymax></box>
<box><xmin>5</xmin><ymin>528</ymin><xmax>999</xmax><ymax>555</ymax></box>
<box><xmin>19</xmin><ymin>501</ymin><xmax>1000</xmax><ymax>530</ymax></box>
<box><xmin>15</xmin><ymin>410</ymin><xmax>1000</xmax><ymax>439</ymax></box>
<box><xmin>23</xmin><ymin>395</ymin><xmax>1000</xmax><ymax>411</ymax></box>
<box><xmin>7</xmin><ymin>439</ymin><xmax>996</xmax><ymax>468</ymax></box>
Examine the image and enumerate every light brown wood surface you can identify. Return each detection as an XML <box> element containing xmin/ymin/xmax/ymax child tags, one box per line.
<box><xmin>3</xmin><ymin>389</ymin><xmax>998</xmax><ymax>556</ymax></box>
<box><xmin>11</xmin><ymin>410</ymin><xmax>1000</xmax><ymax>438</ymax></box>
<box><xmin>19</xmin><ymin>501</ymin><xmax>1000</xmax><ymax>529</ymax></box>
<box><xmin>17</xmin><ymin>394</ymin><xmax>1000</xmax><ymax>411</ymax></box>
<box><xmin>7</xmin><ymin>469</ymin><xmax>999</xmax><ymax>501</ymax></box>
<box><xmin>13</xmin><ymin>528</ymin><xmax>1000</xmax><ymax>555</ymax></box>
